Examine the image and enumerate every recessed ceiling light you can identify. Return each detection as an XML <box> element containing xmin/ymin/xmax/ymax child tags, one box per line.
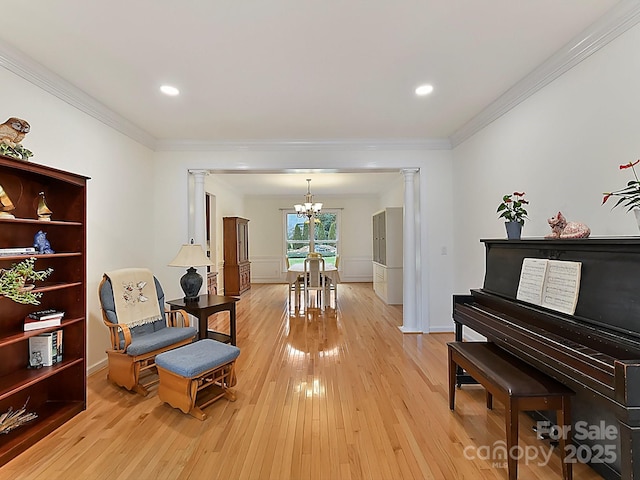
<box><xmin>160</xmin><ymin>85</ymin><xmax>180</xmax><ymax>96</ymax></box>
<box><xmin>415</xmin><ymin>84</ymin><xmax>434</xmax><ymax>96</ymax></box>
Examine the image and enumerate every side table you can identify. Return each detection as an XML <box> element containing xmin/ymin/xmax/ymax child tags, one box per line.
<box><xmin>167</xmin><ymin>294</ymin><xmax>240</xmax><ymax>345</ymax></box>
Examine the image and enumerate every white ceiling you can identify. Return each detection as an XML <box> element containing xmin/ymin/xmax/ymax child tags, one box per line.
<box><xmin>0</xmin><ymin>0</ymin><xmax>627</xmax><ymax>195</ymax></box>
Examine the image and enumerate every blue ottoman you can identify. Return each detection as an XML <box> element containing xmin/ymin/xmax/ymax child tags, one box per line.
<box><xmin>156</xmin><ymin>339</ymin><xmax>240</xmax><ymax>420</ymax></box>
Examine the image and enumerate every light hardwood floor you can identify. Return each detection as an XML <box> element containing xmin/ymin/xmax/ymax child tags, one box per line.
<box><xmin>4</xmin><ymin>283</ymin><xmax>604</xmax><ymax>480</ymax></box>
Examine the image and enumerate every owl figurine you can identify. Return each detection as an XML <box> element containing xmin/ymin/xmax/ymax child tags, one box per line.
<box><xmin>0</xmin><ymin>117</ymin><xmax>30</xmax><ymax>147</ymax></box>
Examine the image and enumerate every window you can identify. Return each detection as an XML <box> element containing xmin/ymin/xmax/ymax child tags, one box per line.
<box><xmin>284</xmin><ymin>210</ymin><xmax>340</xmax><ymax>267</ymax></box>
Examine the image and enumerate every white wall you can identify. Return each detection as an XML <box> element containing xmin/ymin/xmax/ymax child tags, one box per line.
<box><xmin>0</xmin><ymin>68</ymin><xmax>156</xmax><ymax>373</ymax></box>
<box><xmin>379</xmin><ymin>174</ymin><xmax>404</xmax><ymax>208</ymax></box>
<box><xmin>421</xmin><ymin>157</ymin><xmax>455</xmax><ymax>331</ymax></box>
<box><xmin>452</xmin><ymin>22</ymin><xmax>640</xmax><ymax>297</ymax></box>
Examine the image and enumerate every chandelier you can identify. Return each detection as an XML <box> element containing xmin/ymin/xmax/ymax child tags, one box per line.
<box><xmin>294</xmin><ymin>179</ymin><xmax>322</xmax><ymax>218</ymax></box>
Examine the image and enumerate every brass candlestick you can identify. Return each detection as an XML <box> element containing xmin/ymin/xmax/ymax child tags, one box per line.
<box><xmin>36</xmin><ymin>192</ymin><xmax>52</xmax><ymax>221</ymax></box>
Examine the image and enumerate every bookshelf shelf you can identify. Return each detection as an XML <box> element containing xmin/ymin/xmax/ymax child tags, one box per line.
<box><xmin>0</xmin><ymin>317</ymin><xmax>84</xmax><ymax>348</ymax></box>
<box><xmin>0</xmin><ymin>218</ymin><xmax>83</xmax><ymax>226</ymax></box>
<box><xmin>0</xmin><ymin>155</ymin><xmax>88</xmax><ymax>465</ymax></box>
<box><xmin>0</xmin><ymin>253</ymin><xmax>82</xmax><ymax>261</ymax></box>
<box><xmin>0</xmin><ymin>282</ymin><xmax>83</xmax><ymax>301</ymax></box>
<box><xmin>0</xmin><ymin>358</ymin><xmax>84</xmax><ymax>401</ymax></box>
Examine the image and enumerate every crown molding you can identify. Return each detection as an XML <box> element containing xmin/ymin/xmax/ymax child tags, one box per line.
<box><xmin>0</xmin><ymin>39</ymin><xmax>157</xmax><ymax>149</ymax></box>
<box><xmin>154</xmin><ymin>138</ymin><xmax>452</xmax><ymax>152</ymax></box>
<box><xmin>450</xmin><ymin>0</ymin><xmax>640</xmax><ymax>148</ymax></box>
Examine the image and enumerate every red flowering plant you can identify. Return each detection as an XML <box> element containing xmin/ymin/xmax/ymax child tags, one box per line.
<box><xmin>497</xmin><ymin>191</ymin><xmax>529</xmax><ymax>225</ymax></box>
<box><xmin>602</xmin><ymin>160</ymin><xmax>640</xmax><ymax>212</ymax></box>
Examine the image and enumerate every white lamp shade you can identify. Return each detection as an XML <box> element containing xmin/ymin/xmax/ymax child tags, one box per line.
<box><xmin>168</xmin><ymin>244</ymin><xmax>214</xmax><ymax>267</ymax></box>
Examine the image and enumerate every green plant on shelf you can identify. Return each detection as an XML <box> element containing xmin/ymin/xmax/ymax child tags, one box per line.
<box><xmin>0</xmin><ymin>257</ymin><xmax>53</xmax><ymax>304</ymax></box>
<box><xmin>0</xmin><ymin>142</ymin><xmax>33</xmax><ymax>161</ymax></box>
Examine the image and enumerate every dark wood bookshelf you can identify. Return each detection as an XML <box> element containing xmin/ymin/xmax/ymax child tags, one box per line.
<box><xmin>0</xmin><ymin>154</ymin><xmax>88</xmax><ymax>465</ymax></box>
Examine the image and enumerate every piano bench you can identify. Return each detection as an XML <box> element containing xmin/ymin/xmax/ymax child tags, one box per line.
<box><xmin>447</xmin><ymin>341</ymin><xmax>574</xmax><ymax>480</ymax></box>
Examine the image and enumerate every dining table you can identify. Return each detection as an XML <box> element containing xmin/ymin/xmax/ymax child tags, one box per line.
<box><xmin>286</xmin><ymin>263</ymin><xmax>340</xmax><ymax>308</ymax></box>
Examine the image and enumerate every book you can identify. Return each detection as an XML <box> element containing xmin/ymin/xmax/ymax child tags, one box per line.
<box><xmin>24</xmin><ymin>315</ymin><xmax>63</xmax><ymax>332</ymax></box>
<box><xmin>27</xmin><ymin>309</ymin><xmax>65</xmax><ymax>321</ymax></box>
<box><xmin>28</xmin><ymin>330</ymin><xmax>63</xmax><ymax>367</ymax></box>
<box><xmin>516</xmin><ymin>258</ymin><xmax>582</xmax><ymax>315</ymax></box>
<box><xmin>0</xmin><ymin>247</ymin><xmax>36</xmax><ymax>257</ymax></box>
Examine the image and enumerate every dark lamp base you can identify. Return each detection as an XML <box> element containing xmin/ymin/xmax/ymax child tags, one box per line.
<box><xmin>179</xmin><ymin>267</ymin><xmax>203</xmax><ymax>302</ymax></box>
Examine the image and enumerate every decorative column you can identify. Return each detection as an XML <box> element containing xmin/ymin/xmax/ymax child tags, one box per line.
<box><xmin>399</xmin><ymin>168</ymin><xmax>420</xmax><ymax>333</ymax></box>
<box><xmin>189</xmin><ymin>169</ymin><xmax>208</xmax><ymax>294</ymax></box>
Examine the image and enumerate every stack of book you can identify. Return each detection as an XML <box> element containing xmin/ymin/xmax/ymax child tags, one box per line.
<box><xmin>24</xmin><ymin>309</ymin><xmax>65</xmax><ymax>332</ymax></box>
<box><xmin>28</xmin><ymin>330</ymin><xmax>63</xmax><ymax>367</ymax></box>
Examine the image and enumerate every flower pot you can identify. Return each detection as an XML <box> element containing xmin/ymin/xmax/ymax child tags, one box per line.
<box><xmin>505</xmin><ymin>221</ymin><xmax>522</xmax><ymax>240</ymax></box>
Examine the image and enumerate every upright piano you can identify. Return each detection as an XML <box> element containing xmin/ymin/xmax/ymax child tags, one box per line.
<box><xmin>453</xmin><ymin>238</ymin><xmax>640</xmax><ymax>480</ymax></box>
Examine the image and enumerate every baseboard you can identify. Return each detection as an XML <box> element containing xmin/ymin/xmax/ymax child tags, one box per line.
<box><xmin>428</xmin><ymin>326</ymin><xmax>455</xmax><ymax>333</ymax></box>
<box><xmin>87</xmin><ymin>358</ymin><xmax>108</xmax><ymax>376</ymax></box>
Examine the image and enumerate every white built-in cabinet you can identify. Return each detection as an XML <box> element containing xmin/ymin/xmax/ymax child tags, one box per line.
<box><xmin>372</xmin><ymin>207</ymin><xmax>403</xmax><ymax>304</ymax></box>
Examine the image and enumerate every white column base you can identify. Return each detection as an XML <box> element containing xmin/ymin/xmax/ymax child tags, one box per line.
<box><xmin>398</xmin><ymin>326</ymin><xmax>422</xmax><ymax>334</ymax></box>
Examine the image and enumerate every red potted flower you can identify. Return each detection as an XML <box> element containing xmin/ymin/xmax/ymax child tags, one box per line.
<box><xmin>497</xmin><ymin>192</ymin><xmax>529</xmax><ymax>239</ymax></box>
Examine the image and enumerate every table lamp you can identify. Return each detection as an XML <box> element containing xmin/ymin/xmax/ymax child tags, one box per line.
<box><xmin>168</xmin><ymin>242</ymin><xmax>213</xmax><ymax>301</ymax></box>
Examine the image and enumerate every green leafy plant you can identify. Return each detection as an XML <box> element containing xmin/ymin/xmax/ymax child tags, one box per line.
<box><xmin>0</xmin><ymin>143</ymin><xmax>33</xmax><ymax>161</ymax></box>
<box><xmin>602</xmin><ymin>159</ymin><xmax>640</xmax><ymax>212</ymax></box>
<box><xmin>0</xmin><ymin>257</ymin><xmax>53</xmax><ymax>304</ymax></box>
<box><xmin>497</xmin><ymin>191</ymin><xmax>529</xmax><ymax>225</ymax></box>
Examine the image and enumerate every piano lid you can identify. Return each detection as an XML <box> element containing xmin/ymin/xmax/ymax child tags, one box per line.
<box><xmin>481</xmin><ymin>237</ymin><xmax>640</xmax><ymax>341</ymax></box>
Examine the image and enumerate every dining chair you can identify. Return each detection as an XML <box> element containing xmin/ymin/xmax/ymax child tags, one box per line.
<box><xmin>285</xmin><ymin>256</ymin><xmax>304</xmax><ymax>307</ymax></box>
<box><xmin>304</xmin><ymin>256</ymin><xmax>328</xmax><ymax>309</ymax></box>
<box><xmin>327</xmin><ymin>254</ymin><xmax>339</xmax><ymax>305</ymax></box>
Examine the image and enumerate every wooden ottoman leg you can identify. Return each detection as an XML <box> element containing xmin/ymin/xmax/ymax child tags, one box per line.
<box><xmin>157</xmin><ymin>366</ymin><xmax>199</xmax><ymax>418</ymax></box>
<box><xmin>188</xmin><ymin>386</ymin><xmax>207</xmax><ymax>421</ymax></box>
<box><xmin>224</xmin><ymin>363</ymin><xmax>238</xmax><ymax>399</ymax></box>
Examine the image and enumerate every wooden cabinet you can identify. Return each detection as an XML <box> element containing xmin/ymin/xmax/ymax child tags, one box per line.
<box><xmin>223</xmin><ymin>217</ymin><xmax>250</xmax><ymax>296</ymax></box>
<box><xmin>0</xmin><ymin>155</ymin><xmax>87</xmax><ymax>465</ymax></box>
<box><xmin>372</xmin><ymin>208</ymin><xmax>403</xmax><ymax>304</ymax></box>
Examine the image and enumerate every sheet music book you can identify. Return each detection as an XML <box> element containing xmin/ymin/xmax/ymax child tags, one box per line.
<box><xmin>516</xmin><ymin>258</ymin><xmax>582</xmax><ymax>315</ymax></box>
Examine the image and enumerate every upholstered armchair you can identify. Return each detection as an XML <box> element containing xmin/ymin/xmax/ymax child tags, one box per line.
<box><xmin>98</xmin><ymin>270</ymin><xmax>197</xmax><ymax>396</ymax></box>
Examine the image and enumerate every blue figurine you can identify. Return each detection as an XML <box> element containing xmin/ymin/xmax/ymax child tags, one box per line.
<box><xmin>33</xmin><ymin>230</ymin><xmax>54</xmax><ymax>254</ymax></box>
